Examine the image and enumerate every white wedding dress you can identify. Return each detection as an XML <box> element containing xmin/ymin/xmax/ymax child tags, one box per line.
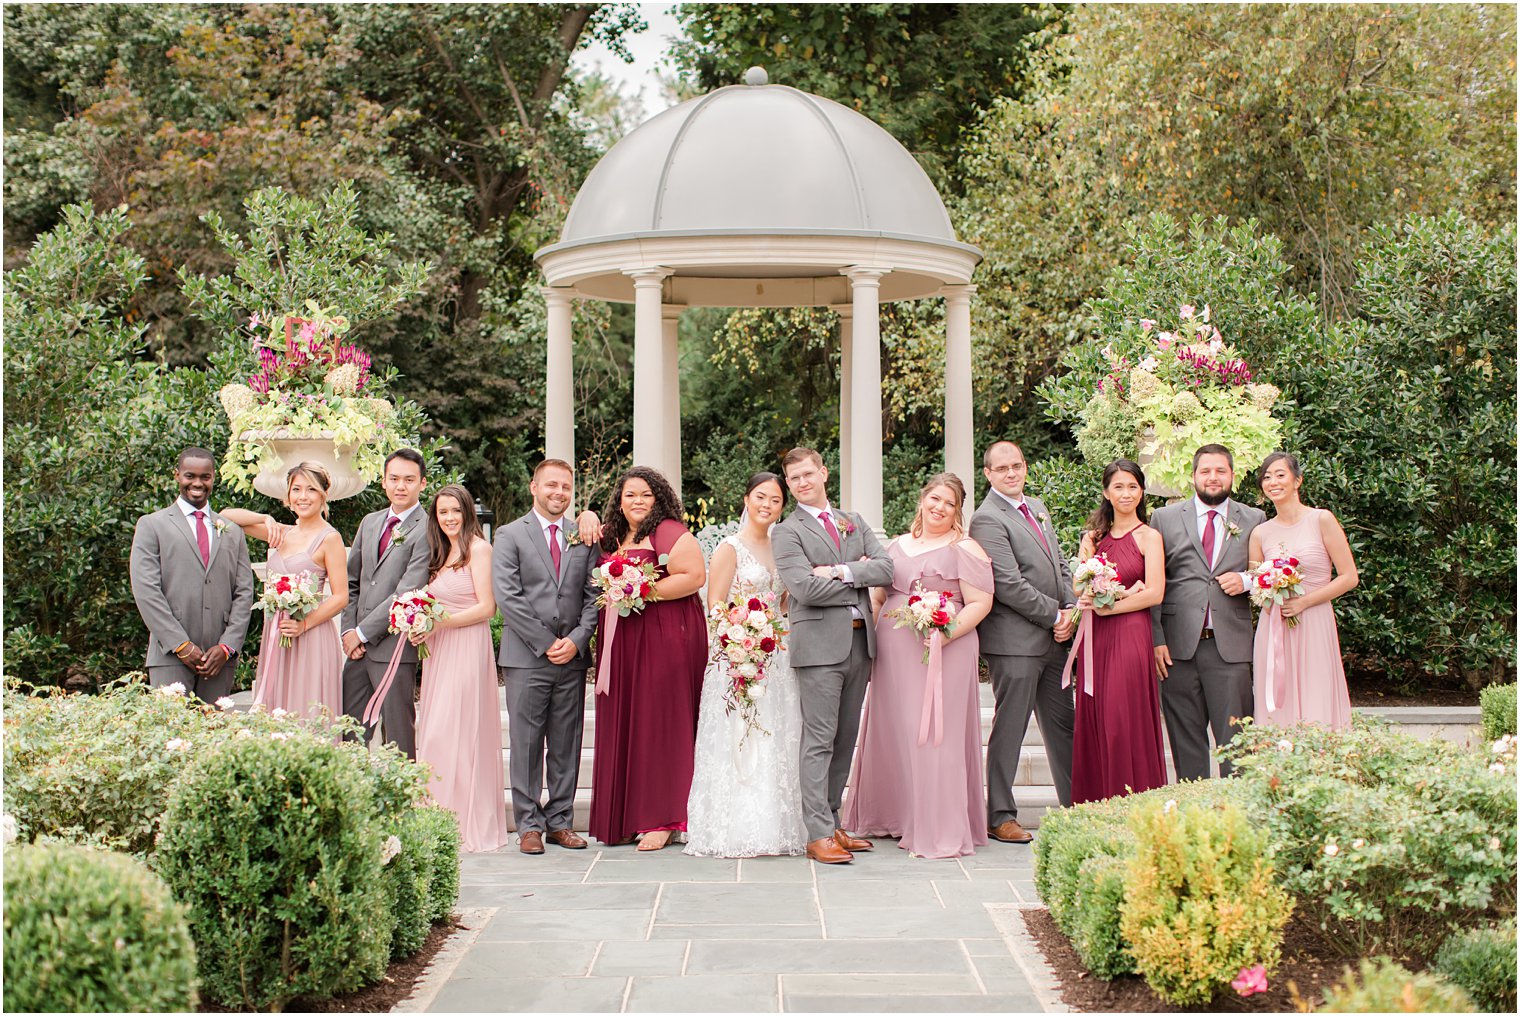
<box><xmin>684</xmin><ymin>534</ymin><xmax>808</xmax><ymax>857</ymax></box>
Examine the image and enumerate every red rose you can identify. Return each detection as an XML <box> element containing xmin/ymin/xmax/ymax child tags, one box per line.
<box><xmin>907</xmin><ymin>594</ymin><xmax>921</xmax><ymax>605</ymax></box>
<box><xmin>748</xmin><ymin>597</ymin><xmax>763</xmax><ymax>611</ymax></box>
<box><xmin>930</xmin><ymin>609</ymin><xmax>950</xmax><ymax>627</ymax></box>
<box><xmin>275</xmin><ymin>577</ymin><xmax>291</xmax><ymax>593</ymax></box>
<box><xmin>608</xmin><ymin>561</ymin><xmax>624</xmax><ymax>577</ymax></box>
<box><xmin>640</xmin><ymin>582</ymin><xmax>652</xmax><ymax>598</ymax></box>
<box><xmin>759</xmin><ymin>637</ymin><xmax>776</xmax><ymax>653</ymax></box>
<box><xmin>1288</xmin><ymin>557</ymin><xmax>1300</xmax><ymax>567</ymax></box>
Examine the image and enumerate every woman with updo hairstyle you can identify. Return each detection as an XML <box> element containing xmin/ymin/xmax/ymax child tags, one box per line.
<box><xmin>588</xmin><ymin>466</ymin><xmax>709</xmax><ymax>850</ymax></box>
<box><xmin>222</xmin><ymin>461</ymin><xmax>348</xmax><ymax>720</ymax></box>
<box><xmin>841</xmin><ymin>472</ymin><xmax>997</xmax><ymax>859</ymax></box>
<box><xmin>1249</xmin><ymin>452</ymin><xmax>1358</xmax><ymax>730</ymax></box>
<box><xmin>1068</xmin><ymin>458</ymin><xmax>1168</xmax><ymax>805</ymax></box>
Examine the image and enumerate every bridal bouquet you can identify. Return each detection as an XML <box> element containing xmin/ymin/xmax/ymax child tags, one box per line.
<box><xmin>1071</xmin><ymin>553</ymin><xmax>1124</xmax><ymax>610</ymax></box>
<box><xmin>708</xmin><ymin>593</ymin><xmax>787</xmax><ymax>741</ymax></box>
<box><xmin>388</xmin><ymin>588</ymin><xmax>447</xmax><ymax>660</ymax></box>
<box><xmin>889</xmin><ymin>582</ymin><xmax>959</xmax><ymax>664</ymax></box>
<box><xmin>254</xmin><ymin>571</ymin><xmax>323</xmax><ymax>648</ymax></box>
<box><xmin>1250</xmin><ymin>552</ymin><xmax>1305</xmax><ymax>627</ymax></box>
<box><xmin>593</xmin><ymin>555</ymin><xmax>659</xmax><ymax>615</ymax></box>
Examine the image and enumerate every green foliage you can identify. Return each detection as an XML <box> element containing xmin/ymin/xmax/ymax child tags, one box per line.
<box><xmin>381</xmin><ymin>805</ymin><xmax>460</xmax><ymax>959</ymax></box>
<box><xmin>1026</xmin><ymin>455</ymin><xmax>1105</xmax><ymax>554</ymax></box>
<box><xmin>157</xmin><ymin>731</ymin><xmax>390</xmax><ymax>1011</ymax></box>
<box><xmin>1432</xmin><ymin>919</ymin><xmax>1517</xmax><ymax>1013</ymax></box>
<box><xmin>3</xmin><ymin>841</ymin><xmax>198</xmax><ymax>1013</ymax></box>
<box><xmin>1119</xmin><ymin>800</ymin><xmax>1293</xmax><ymax>1006</ymax></box>
<box><xmin>413</xmin><ymin>805</ymin><xmax>463</xmax><ymax>924</ymax></box>
<box><xmin>1275</xmin><ymin>213</ymin><xmax>1516</xmax><ymax>689</ymax></box>
<box><xmin>1069</xmin><ymin>853</ymin><xmax>1134</xmax><ymax>979</ymax></box>
<box><xmin>1480</xmin><ymin>684</ymin><xmax>1517</xmax><ymax>741</ymax></box>
<box><xmin>1220</xmin><ymin>718</ymin><xmax>1517</xmax><ymax>956</ymax></box>
<box><xmin>1319</xmin><ymin>957</ymin><xmax>1476</xmax><ymax>1014</ymax></box>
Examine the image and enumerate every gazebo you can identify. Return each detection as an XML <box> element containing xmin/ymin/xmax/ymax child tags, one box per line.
<box><xmin>534</xmin><ymin>68</ymin><xmax>981</xmax><ymax>526</ymax></box>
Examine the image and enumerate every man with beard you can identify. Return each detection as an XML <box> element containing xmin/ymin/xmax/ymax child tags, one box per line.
<box><xmin>1150</xmin><ymin>444</ymin><xmax>1265</xmax><ymax>779</ymax></box>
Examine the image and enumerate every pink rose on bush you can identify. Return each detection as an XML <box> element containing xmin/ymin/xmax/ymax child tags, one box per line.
<box><xmin>1231</xmin><ymin>964</ymin><xmax>1268</xmax><ymax>997</ymax></box>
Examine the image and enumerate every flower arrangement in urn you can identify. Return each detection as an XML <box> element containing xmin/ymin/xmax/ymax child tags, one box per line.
<box><xmin>1075</xmin><ymin>303</ymin><xmax>1283</xmax><ymax>495</ymax></box>
<box><xmin>217</xmin><ymin>302</ymin><xmax>399</xmax><ymax>498</ymax></box>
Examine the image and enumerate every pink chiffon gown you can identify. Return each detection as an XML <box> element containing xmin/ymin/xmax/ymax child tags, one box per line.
<box><xmin>843</xmin><ymin>541</ymin><xmax>994</xmax><ymax>859</ymax></box>
<box><xmin>416</xmin><ymin>560</ymin><xmax>509</xmax><ymax>853</ymax></box>
<box><xmin>253</xmin><ymin>525</ymin><xmax>341</xmax><ymax>721</ymax></box>
<box><xmin>1069</xmin><ymin>528</ymin><xmax>1168</xmax><ymax>805</ymax></box>
<box><xmin>1252</xmin><ymin>510</ymin><xmax>1352</xmax><ymax>730</ymax></box>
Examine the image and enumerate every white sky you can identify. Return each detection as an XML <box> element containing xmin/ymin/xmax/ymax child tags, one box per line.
<box><xmin>571</xmin><ymin>3</ymin><xmax>684</xmax><ymax>125</ymax></box>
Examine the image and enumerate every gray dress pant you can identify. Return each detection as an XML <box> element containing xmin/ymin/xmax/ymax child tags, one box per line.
<box><xmin>503</xmin><ymin>665</ymin><xmax>586</xmax><ymax>834</ymax></box>
<box><xmin>795</xmin><ymin>628</ymin><xmax>872</xmax><ymax>842</ymax></box>
<box><xmin>342</xmin><ymin>653</ymin><xmax>417</xmax><ymax>759</ymax></box>
<box><xmin>1159</xmin><ymin>636</ymin><xmax>1253</xmax><ymax>780</ymax></box>
<box><xmin>984</xmin><ymin>645</ymin><xmax>1075</xmax><ymax>825</ymax></box>
<box><xmin>149</xmin><ymin>660</ymin><xmax>235</xmax><ymax>705</ymax></box>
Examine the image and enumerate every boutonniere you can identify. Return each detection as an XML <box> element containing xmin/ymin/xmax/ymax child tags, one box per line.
<box><xmin>214</xmin><ymin>519</ymin><xmax>228</xmax><ymax>535</ymax></box>
<box><xmin>1226</xmin><ymin>520</ymin><xmax>1241</xmax><ymax>540</ymax></box>
<box><xmin>565</xmin><ymin>529</ymin><xmax>583</xmax><ymax>547</ymax></box>
<box><xmin>835</xmin><ymin>514</ymin><xmax>857</xmax><ymax>537</ymax></box>
<box><xmin>1037</xmin><ymin>512</ymin><xmax>1051</xmax><ymax>526</ymax></box>
<box><xmin>390</xmin><ymin>528</ymin><xmax>408</xmax><ymax>546</ymax></box>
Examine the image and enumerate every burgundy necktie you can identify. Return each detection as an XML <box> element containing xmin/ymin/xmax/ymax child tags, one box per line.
<box><xmin>1017</xmin><ymin>502</ymin><xmax>1051</xmax><ymax>555</ymax></box>
<box><xmin>548</xmin><ymin>523</ymin><xmax>562</xmax><ymax>575</ymax></box>
<box><xmin>819</xmin><ymin>510</ymin><xmax>842</xmax><ymax>551</ymax></box>
<box><xmin>192</xmin><ymin>509</ymin><xmax>211</xmax><ymax>568</ymax></box>
<box><xmin>379</xmin><ymin>515</ymin><xmax>400</xmax><ymax>557</ymax></box>
<box><xmin>1202</xmin><ymin>509</ymin><xmax>1219</xmax><ymax>569</ymax></box>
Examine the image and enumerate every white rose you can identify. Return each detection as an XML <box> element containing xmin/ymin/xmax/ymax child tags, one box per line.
<box><xmin>737</xmin><ymin>663</ymin><xmax>759</xmax><ymax>678</ymax></box>
<box><xmin>747</xmin><ymin>684</ymin><xmax>767</xmax><ymax>700</ymax></box>
<box><xmin>165</xmin><ymin>738</ymin><xmax>191</xmax><ymax>752</ymax></box>
<box><xmin>381</xmin><ymin>834</ymin><xmax>403</xmax><ymax>865</ymax></box>
<box><xmin>271</xmin><ymin>707</ymin><xmax>289</xmax><ymax>718</ymax></box>
<box><xmin>215</xmin><ymin>696</ymin><xmax>236</xmax><ymax>711</ymax></box>
<box><xmin>270</xmin><ymin>732</ymin><xmax>292</xmax><ymax>741</ymax></box>
<box><xmin>748</xmin><ymin>610</ymin><xmax>768</xmax><ymax>626</ymax></box>
<box><xmin>1323</xmin><ymin>842</ymin><xmax>1340</xmax><ymax>857</ymax></box>
<box><xmin>158</xmin><ymin>682</ymin><xmax>187</xmax><ymax>697</ymax></box>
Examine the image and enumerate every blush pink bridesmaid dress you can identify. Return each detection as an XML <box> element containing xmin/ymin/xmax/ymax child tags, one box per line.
<box><xmin>253</xmin><ymin>525</ymin><xmax>342</xmax><ymax>721</ymax></box>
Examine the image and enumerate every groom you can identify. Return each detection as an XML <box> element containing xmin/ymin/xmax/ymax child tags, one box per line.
<box><xmin>772</xmin><ymin>447</ymin><xmax>894</xmax><ymax>865</ymax></box>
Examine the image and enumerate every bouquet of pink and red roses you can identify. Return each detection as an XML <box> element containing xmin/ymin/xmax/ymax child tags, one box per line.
<box><xmin>593</xmin><ymin>554</ymin><xmax>659</xmax><ymax>615</ymax></box>
<box><xmin>388</xmin><ymin>588</ymin><xmax>447</xmax><ymax>660</ymax></box>
<box><xmin>889</xmin><ymin>581</ymin><xmax>959</xmax><ymax>664</ymax></box>
<box><xmin>1250</xmin><ymin>551</ymin><xmax>1304</xmax><ymax>627</ymax></box>
<box><xmin>1070</xmin><ymin>553</ymin><xmax>1124</xmax><ymax>610</ymax></box>
<box><xmin>708</xmin><ymin>592</ymin><xmax>788</xmax><ymax>742</ymax></box>
<box><xmin>254</xmin><ymin>571</ymin><xmax>323</xmax><ymax>648</ymax></box>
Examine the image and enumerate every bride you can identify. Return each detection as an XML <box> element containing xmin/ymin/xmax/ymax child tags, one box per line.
<box><xmin>685</xmin><ymin>472</ymin><xmax>808</xmax><ymax>857</ymax></box>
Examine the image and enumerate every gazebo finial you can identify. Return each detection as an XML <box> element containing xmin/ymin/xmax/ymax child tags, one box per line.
<box><xmin>743</xmin><ymin>66</ymin><xmax>769</xmax><ymax>87</ymax></box>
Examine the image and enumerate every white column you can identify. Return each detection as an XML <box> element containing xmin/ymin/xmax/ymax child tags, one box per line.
<box><xmin>943</xmin><ymin>286</ymin><xmax>977</xmax><ymax>512</ymax></box>
<box><xmin>842</xmin><ymin>266</ymin><xmax>889</xmax><ymax>530</ymax></box>
<box><xmin>662</xmin><ymin>303</ymin><xmax>684</xmax><ymax>498</ymax></box>
<box><xmin>835</xmin><ymin>304</ymin><xmax>854</xmax><ymax>509</ymax></box>
<box><xmin>625</xmin><ymin>268</ymin><xmax>672</xmax><ymax>473</ymax></box>
<box><xmin>542</xmin><ymin>287</ymin><xmax>575</xmax><ymax>466</ymax></box>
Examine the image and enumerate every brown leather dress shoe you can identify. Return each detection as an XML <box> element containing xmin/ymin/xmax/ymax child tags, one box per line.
<box><xmin>988</xmin><ymin>819</ymin><xmax>1034</xmax><ymax>844</ymax></box>
<box><xmin>806</xmin><ymin>837</ymin><xmax>854</xmax><ymax>864</ymax></box>
<box><xmin>546</xmin><ymin>829</ymin><xmax>587</xmax><ymax>849</ymax></box>
<box><xmin>834</xmin><ymin>828</ymin><xmax>874</xmax><ymax>852</ymax></box>
<box><xmin>519</xmin><ymin>830</ymin><xmax>545</xmax><ymax>854</ymax></box>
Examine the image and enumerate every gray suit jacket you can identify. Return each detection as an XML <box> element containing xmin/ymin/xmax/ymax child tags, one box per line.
<box><xmin>492</xmin><ymin>512</ymin><xmax>600</xmax><ymax>670</ymax></box>
<box><xmin>341</xmin><ymin>507</ymin><xmax>431</xmax><ymax>663</ymax></box>
<box><xmin>773</xmin><ymin>507</ymin><xmax>895</xmax><ymax>668</ymax></box>
<box><xmin>1149</xmin><ymin>496</ymin><xmax>1265</xmax><ymax>663</ymax></box>
<box><xmin>130</xmin><ymin>504</ymin><xmax>254</xmax><ymax>666</ymax></box>
<box><xmin>969</xmin><ymin>493</ymin><xmax>1075</xmax><ymax>657</ymax></box>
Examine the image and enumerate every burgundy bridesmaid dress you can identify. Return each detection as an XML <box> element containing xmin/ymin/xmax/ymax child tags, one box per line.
<box><xmin>589</xmin><ymin>519</ymin><xmax>708</xmax><ymax>844</ymax></box>
<box><xmin>1070</xmin><ymin>528</ymin><xmax>1168</xmax><ymax>804</ymax></box>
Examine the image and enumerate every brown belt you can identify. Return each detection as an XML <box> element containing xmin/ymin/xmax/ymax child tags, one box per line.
<box><xmin>1198</xmin><ymin>628</ymin><xmax>1215</xmax><ymax>640</ymax></box>
<box><xmin>852</xmin><ymin>619</ymin><xmax>866</xmax><ymax>629</ymax></box>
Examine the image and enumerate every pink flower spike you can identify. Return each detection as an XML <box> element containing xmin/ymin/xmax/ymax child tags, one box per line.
<box><xmin>1231</xmin><ymin>964</ymin><xmax>1268</xmax><ymax>997</ymax></box>
<box><xmin>1179</xmin><ymin>304</ymin><xmax>1195</xmax><ymax>320</ymax></box>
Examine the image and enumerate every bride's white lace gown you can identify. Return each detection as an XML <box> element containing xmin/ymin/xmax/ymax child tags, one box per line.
<box><xmin>684</xmin><ymin>534</ymin><xmax>808</xmax><ymax>857</ymax></box>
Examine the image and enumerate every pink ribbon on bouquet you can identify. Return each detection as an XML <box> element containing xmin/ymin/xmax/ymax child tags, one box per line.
<box><xmin>917</xmin><ymin>631</ymin><xmax>946</xmax><ymax>747</ymax></box>
<box><xmin>595</xmin><ymin>609</ymin><xmax>619</xmax><ymax>696</ymax></box>
<box><xmin>362</xmin><ymin>649</ymin><xmax>406</xmax><ymax>728</ymax></box>
<box><xmin>1262</xmin><ymin>603</ymin><xmax>1288</xmax><ymax>714</ymax></box>
<box><xmin>1060</xmin><ymin>609</ymin><xmax>1096</xmax><ymax>697</ymax></box>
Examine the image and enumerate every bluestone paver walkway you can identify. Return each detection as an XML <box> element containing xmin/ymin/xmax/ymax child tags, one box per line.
<box><xmin>406</xmin><ymin>837</ymin><xmax>1054</xmax><ymax>1013</ymax></box>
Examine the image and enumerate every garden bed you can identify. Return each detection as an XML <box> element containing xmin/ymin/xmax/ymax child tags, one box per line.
<box><xmin>1025</xmin><ymin>908</ymin><xmax>1359</xmax><ymax>1012</ymax></box>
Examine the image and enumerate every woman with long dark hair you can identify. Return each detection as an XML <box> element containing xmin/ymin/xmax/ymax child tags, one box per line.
<box><xmin>1069</xmin><ymin>459</ymin><xmax>1168</xmax><ymax>803</ymax></box>
<box><xmin>590</xmin><ymin>466</ymin><xmax>708</xmax><ymax>849</ymax></box>
<box><xmin>411</xmin><ymin>483</ymin><xmax>508</xmax><ymax>852</ymax></box>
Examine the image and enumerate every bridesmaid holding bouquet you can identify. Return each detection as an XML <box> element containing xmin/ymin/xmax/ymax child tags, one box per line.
<box><xmin>223</xmin><ymin>462</ymin><xmax>347</xmax><ymax>721</ymax></box>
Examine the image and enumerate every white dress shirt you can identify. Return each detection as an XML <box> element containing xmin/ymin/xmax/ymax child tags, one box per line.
<box><xmin>533</xmin><ymin>508</ymin><xmax>569</xmax><ymax>560</ymax></box>
<box><xmin>799</xmin><ymin>501</ymin><xmax>862</xmax><ymax>620</ymax></box>
<box><xmin>354</xmin><ymin>502</ymin><xmax>422</xmax><ymax>644</ymax></box>
<box><xmin>177</xmin><ymin>497</ymin><xmax>217</xmax><ymax>552</ymax></box>
<box><xmin>993</xmin><ymin>489</ymin><xmax>1064</xmax><ymax>626</ymax></box>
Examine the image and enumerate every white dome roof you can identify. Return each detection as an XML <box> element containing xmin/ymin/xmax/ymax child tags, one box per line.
<box><xmin>555</xmin><ymin>79</ymin><xmax>960</xmax><ymax>248</ymax></box>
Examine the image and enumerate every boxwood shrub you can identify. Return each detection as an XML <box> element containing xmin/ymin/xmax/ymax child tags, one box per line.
<box><xmin>1432</xmin><ymin>919</ymin><xmax>1517</xmax><ymax>1013</ymax></box>
<box><xmin>1480</xmin><ymin>683</ymin><xmax>1517</xmax><ymax>740</ymax></box>
<box><xmin>1319</xmin><ymin>957</ymin><xmax>1475</xmax><ymax>1013</ymax></box>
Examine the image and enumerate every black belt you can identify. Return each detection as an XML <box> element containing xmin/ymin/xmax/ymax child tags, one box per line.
<box><xmin>852</xmin><ymin>619</ymin><xmax>866</xmax><ymax>629</ymax></box>
<box><xmin>1198</xmin><ymin>628</ymin><xmax>1215</xmax><ymax>640</ymax></box>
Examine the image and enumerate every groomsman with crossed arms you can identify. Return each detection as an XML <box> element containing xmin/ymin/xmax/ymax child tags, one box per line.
<box><xmin>969</xmin><ymin>441</ymin><xmax>1077</xmax><ymax>844</ymax></box>
<box><xmin>1150</xmin><ymin>443</ymin><xmax>1264</xmax><ymax>779</ymax></box>
<box><xmin>130</xmin><ymin>447</ymin><xmax>254</xmax><ymax>702</ymax></box>
<box><xmin>493</xmin><ymin>458</ymin><xmax>601</xmax><ymax>855</ymax></box>
<box><xmin>341</xmin><ymin>448</ymin><xmax>431</xmax><ymax>758</ymax></box>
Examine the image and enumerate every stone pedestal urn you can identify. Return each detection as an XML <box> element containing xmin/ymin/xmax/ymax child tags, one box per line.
<box><xmin>1136</xmin><ymin>426</ymin><xmax>1185</xmax><ymax>499</ymax></box>
<box><xmin>240</xmin><ymin>430</ymin><xmax>368</xmax><ymax>501</ymax></box>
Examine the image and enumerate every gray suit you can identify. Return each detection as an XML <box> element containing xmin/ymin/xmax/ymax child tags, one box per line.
<box><xmin>493</xmin><ymin>512</ymin><xmax>600</xmax><ymax>834</ymax></box>
<box><xmin>130</xmin><ymin>502</ymin><xmax>254</xmax><ymax>702</ymax></box>
<box><xmin>340</xmin><ymin>506</ymin><xmax>431</xmax><ymax>757</ymax></box>
<box><xmin>1149</xmin><ymin>496</ymin><xmax>1265</xmax><ymax>779</ymax></box>
<box><xmin>969</xmin><ymin>492</ymin><xmax>1077</xmax><ymax>821</ymax></box>
<box><xmin>773</xmin><ymin>506</ymin><xmax>894</xmax><ymax>842</ymax></box>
